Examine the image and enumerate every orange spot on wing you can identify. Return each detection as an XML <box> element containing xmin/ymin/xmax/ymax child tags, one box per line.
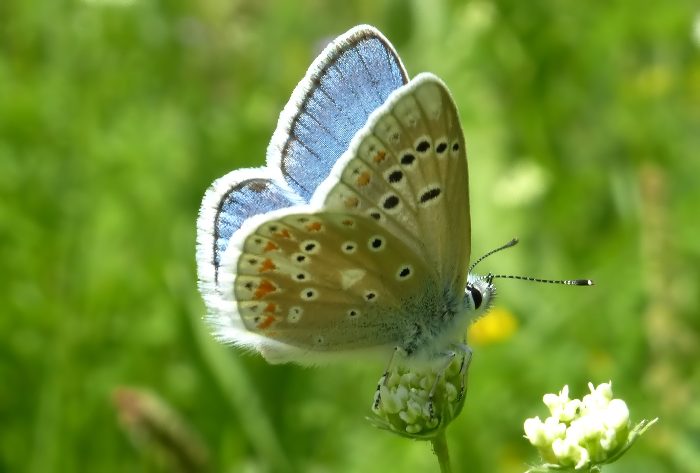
<box><xmin>344</xmin><ymin>196</ymin><xmax>359</xmax><ymax>209</ymax></box>
<box><xmin>373</xmin><ymin>150</ymin><xmax>386</xmax><ymax>163</ymax></box>
<box><xmin>259</xmin><ymin>259</ymin><xmax>276</xmax><ymax>273</ymax></box>
<box><xmin>275</xmin><ymin>229</ymin><xmax>291</xmax><ymax>239</ymax></box>
<box><xmin>263</xmin><ymin>241</ymin><xmax>279</xmax><ymax>252</ymax></box>
<box><xmin>257</xmin><ymin>315</ymin><xmax>276</xmax><ymax>330</ymax></box>
<box><xmin>264</xmin><ymin>303</ymin><xmax>277</xmax><ymax>313</ymax></box>
<box><xmin>306</xmin><ymin>221</ymin><xmax>322</xmax><ymax>232</ymax></box>
<box><xmin>253</xmin><ymin>279</ymin><xmax>276</xmax><ymax>299</ymax></box>
<box><xmin>341</xmin><ymin>219</ymin><xmax>355</xmax><ymax>227</ymax></box>
<box><xmin>356</xmin><ymin>171</ymin><xmax>371</xmax><ymax>187</ymax></box>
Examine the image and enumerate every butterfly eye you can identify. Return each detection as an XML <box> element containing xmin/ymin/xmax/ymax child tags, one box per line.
<box><xmin>467</xmin><ymin>285</ymin><xmax>483</xmax><ymax>309</ymax></box>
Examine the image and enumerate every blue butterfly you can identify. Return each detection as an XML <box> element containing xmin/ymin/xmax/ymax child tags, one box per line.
<box><xmin>196</xmin><ymin>25</ymin><xmax>573</xmax><ymax>367</ymax></box>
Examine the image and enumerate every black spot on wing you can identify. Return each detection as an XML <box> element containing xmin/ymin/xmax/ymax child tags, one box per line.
<box><xmin>419</xmin><ymin>187</ymin><xmax>441</xmax><ymax>203</ymax></box>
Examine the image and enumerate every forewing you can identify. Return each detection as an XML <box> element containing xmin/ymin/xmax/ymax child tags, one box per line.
<box><xmin>320</xmin><ymin>73</ymin><xmax>471</xmax><ymax>292</ymax></box>
<box><xmin>267</xmin><ymin>25</ymin><xmax>409</xmax><ymax>201</ymax></box>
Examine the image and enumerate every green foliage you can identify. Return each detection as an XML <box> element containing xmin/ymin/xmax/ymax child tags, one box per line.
<box><xmin>1</xmin><ymin>0</ymin><xmax>699</xmax><ymax>471</ymax></box>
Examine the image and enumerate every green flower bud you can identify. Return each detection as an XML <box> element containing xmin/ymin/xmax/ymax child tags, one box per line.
<box><xmin>369</xmin><ymin>354</ymin><xmax>467</xmax><ymax>440</ymax></box>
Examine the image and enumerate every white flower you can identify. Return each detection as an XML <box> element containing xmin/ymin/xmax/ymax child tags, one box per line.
<box><xmin>581</xmin><ymin>381</ymin><xmax>613</xmax><ymax>414</ymax></box>
<box><xmin>543</xmin><ymin>385</ymin><xmax>570</xmax><ymax>413</ymax></box>
<box><xmin>524</xmin><ymin>417</ymin><xmax>548</xmax><ymax>447</ymax></box>
<box><xmin>605</xmin><ymin>399</ymin><xmax>630</xmax><ymax>431</ymax></box>
<box><xmin>542</xmin><ymin>417</ymin><xmax>567</xmax><ymax>443</ymax></box>
<box><xmin>599</xmin><ymin>426</ymin><xmax>619</xmax><ymax>451</ymax></box>
<box><xmin>543</xmin><ymin>385</ymin><xmax>583</xmax><ymax>424</ymax></box>
<box><xmin>552</xmin><ymin>437</ymin><xmax>590</xmax><ymax>469</ymax></box>
<box><xmin>524</xmin><ymin>382</ymin><xmax>657</xmax><ymax>471</ymax></box>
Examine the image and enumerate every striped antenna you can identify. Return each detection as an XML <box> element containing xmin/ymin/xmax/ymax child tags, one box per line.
<box><xmin>488</xmin><ymin>274</ymin><xmax>594</xmax><ymax>286</ymax></box>
<box><xmin>470</xmin><ymin>238</ymin><xmax>594</xmax><ymax>286</ymax></box>
<box><xmin>468</xmin><ymin>238</ymin><xmax>519</xmax><ymax>273</ymax></box>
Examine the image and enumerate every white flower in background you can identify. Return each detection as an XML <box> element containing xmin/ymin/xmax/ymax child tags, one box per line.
<box><xmin>524</xmin><ymin>382</ymin><xmax>658</xmax><ymax>472</ymax></box>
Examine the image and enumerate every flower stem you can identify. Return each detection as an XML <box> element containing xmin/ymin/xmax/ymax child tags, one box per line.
<box><xmin>431</xmin><ymin>431</ymin><xmax>452</xmax><ymax>473</ymax></box>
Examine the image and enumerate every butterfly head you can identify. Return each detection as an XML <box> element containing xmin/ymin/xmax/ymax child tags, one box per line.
<box><xmin>464</xmin><ymin>273</ymin><xmax>496</xmax><ymax>317</ymax></box>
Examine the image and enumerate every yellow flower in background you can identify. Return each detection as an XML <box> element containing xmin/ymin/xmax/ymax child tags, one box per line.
<box><xmin>633</xmin><ymin>64</ymin><xmax>672</xmax><ymax>98</ymax></box>
<box><xmin>468</xmin><ymin>306</ymin><xmax>518</xmax><ymax>346</ymax></box>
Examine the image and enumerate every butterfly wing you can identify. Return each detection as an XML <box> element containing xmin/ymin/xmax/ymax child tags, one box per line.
<box><xmin>218</xmin><ymin>209</ymin><xmax>439</xmax><ymax>363</ymax></box>
<box><xmin>267</xmin><ymin>25</ymin><xmax>409</xmax><ymax>201</ymax></box>
<box><xmin>318</xmin><ymin>73</ymin><xmax>470</xmax><ymax>292</ymax></box>
<box><xmin>198</xmin><ymin>25</ymin><xmax>407</xmax><ymax>311</ymax></box>
<box><xmin>210</xmin><ymin>74</ymin><xmax>470</xmax><ymax>364</ymax></box>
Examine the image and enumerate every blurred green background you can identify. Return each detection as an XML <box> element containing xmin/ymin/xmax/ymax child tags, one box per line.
<box><xmin>2</xmin><ymin>0</ymin><xmax>699</xmax><ymax>471</ymax></box>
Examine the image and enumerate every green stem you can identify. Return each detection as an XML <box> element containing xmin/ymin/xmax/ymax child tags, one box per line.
<box><xmin>189</xmin><ymin>309</ymin><xmax>292</xmax><ymax>472</ymax></box>
<box><xmin>431</xmin><ymin>430</ymin><xmax>452</xmax><ymax>473</ymax></box>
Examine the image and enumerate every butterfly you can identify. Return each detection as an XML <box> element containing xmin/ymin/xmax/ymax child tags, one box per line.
<box><xmin>196</xmin><ymin>25</ymin><xmax>561</xmax><ymax>367</ymax></box>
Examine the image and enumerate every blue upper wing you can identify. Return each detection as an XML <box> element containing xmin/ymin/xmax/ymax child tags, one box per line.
<box><xmin>267</xmin><ymin>25</ymin><xmax>409</xmax><ymax>201</ymax></box>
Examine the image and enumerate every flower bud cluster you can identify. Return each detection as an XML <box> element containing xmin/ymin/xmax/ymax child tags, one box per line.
<box><xmin>524</xmin><ymin>382</ymin><xmax>657</xmax><ymax>471</ymax></box>
<box><xmin>369</xmin><ymin>355</ymin><xmax>467</xmax><ymax>440</ymax></box>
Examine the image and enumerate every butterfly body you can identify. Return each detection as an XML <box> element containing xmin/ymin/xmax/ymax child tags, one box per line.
<box><xmin>197</xmin><ymin>26</ymin><xmax>494</xmax><ymax>366</ymax></box>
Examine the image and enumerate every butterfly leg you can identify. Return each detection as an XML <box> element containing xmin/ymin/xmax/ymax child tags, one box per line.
<box><xmin>427</xmin><ymin>345</ymin><xmax>472</xmax><ymax>420</ymax></box>
<box><xmin>455</xmin><ymin>343</ymin><xmax>473</xmax><ymax>401</ymax></box>
<box><xmin>426</xmin><ymin>352</ymin><xmax>457</xmax><ymax>419</ymax></box>
<box><xmin>372</xmin><ymin>346</ymin><xmax>404</xmax><ymax>410</ymax></box>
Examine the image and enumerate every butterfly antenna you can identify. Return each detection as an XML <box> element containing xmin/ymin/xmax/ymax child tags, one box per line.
<box><xmin>468</xmin><ymin>238</ymin><xmax>519</xmax><ymax>273</ymax></box>
<box><xmin>488</xmin><ymin>274</ymin><xmax>594</xmax><ymax>286</ymax></box>
<box><xmin>471</xmin><ymin>238</ymin><xmax>594</xmax><ymax>286</ymax></box>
